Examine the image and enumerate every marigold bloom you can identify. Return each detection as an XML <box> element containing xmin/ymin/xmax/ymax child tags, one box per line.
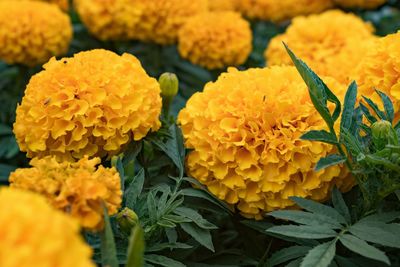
<box><xmin>75</xmin><ymin>0</ymin><xmax>208</xmax><ymax>44</ymax></box>
<box><xmin>178</xmin><ymin>66</ymin><xmax>353</xmax><ymax>219</ymax></box>
<box><xmin>355</xmin><ymin>32</ymin><xmax>400</xmax><ymax>122</ymax></box>
<box><xmin>209</xmin><ymin>0</ymin><xmax>236</xmax><ymax>11</ymax></box>
<box><xmin>0</xmin><ymin>0</ymin><xmax>72</xmax><ymax>66</ymax></box>
<box><xmin>4</xmin><ymin>0</ymin><xmax>70</xmax><ymax>10</ymax></box>
<box><xmin>0</xmin><ymin>188</ymin><xmax>94</xmax><ymax>267</ymax></box>
<box><xmin>236</xmin><ymin>0</ymin><xmax>334</xmax><ymax>21</ymax></box>
<box><xmin>334</xmin><ymin>0</ymin><xmax>387</xmax><ymax>8</ymax></box>
<box><xmin>9</xmin><ymin>156</ymin><xmax>122</xmax><ymax>230</ymax></box>
<box><xmin>265</xmin><ymin>10</ymin><xmax>376</xmax><ymax>83</ymax></box>
<box><xmin>178</xmin><ymin>12</ymin><xmax>252</xmax><ymax>69</ymax></box>
<box><xmin>14</xmin><ymin>49</ymin><xmax>161</xmax><ymax>161</ymax></box>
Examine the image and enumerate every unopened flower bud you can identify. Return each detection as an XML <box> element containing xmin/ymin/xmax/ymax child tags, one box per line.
<box><xmin>371</xmin><ymin>120</ymin><xmax>398</xmax><ymax>151</ymax></box>
<box><xmin>159</xmin><ymin>72</ymin><xmax>179</xmax><ymax>99</ymax></box>
<box><xmin>116</xmin><ymin>207</ymin><xmax>139</xmax><ymax>234</ymax></box>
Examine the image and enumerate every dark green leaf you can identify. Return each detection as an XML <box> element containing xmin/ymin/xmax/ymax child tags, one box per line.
<box><xmin>125</xmin><ymin>169</ymin><xmax>145</xmax><ymax>208</ymax></box>
<box><xmin>147</xmin><ymin>192</ymin><xmax>158</xmax><ymax>224</ymax></box>
<box><xmin>180</xmin><ymin>222</ymin><xmax>215</xmax><ymax>251</ymax></box>
<box><xmin>359</xmin><ymin>103</ymin><xmax>377</xmax><ymax>124</ymax></box>
<box><xmin>268</xmin><ymin>246</ymin><xmax>311</xmax><ymax>266</ymax></box>
<box><xmin>145</xmin><ymin>254</ymin><xmax>186</xmax><ymax>267</ymax></box>
<box><xmin>100</xmin><ymin>205</ymin><xmax>119</xmax><ymax>267</ymax></box>
<box><xmin>267</xmin><ymin>225</ymin><xmax>337</xmax><ymax>239</ymax></box>
<box><xmin>331</xmin><ymin>187</ymin><xmax>351</xmax><ymax>224</ymax></box>
<box><xmin>375</xmin><ymin>89</ymin><xmax>394</xmax><ymax>123</ymax></box>
<box><xmin>240</xmin><ymin>220</ymin><xmax>273</xmax><ymax>234</ymax></box>
<box><xmin>290</xmin><ymin>197</ymin><xmax>347</xmax><ymax>224</ymax></box>
<box><xmin>0</xmin><ymin>163</ymin><xmax>16</xmax><ymax>182</ymax></box>
<box><xmin>286</xmin><ymin>258</ymin><xmax>303</xmax><ymax>267</ymax></box>
<box><xmin>284</xmin><ymin>44</ymin><xmax>341</xmax><ymax>128</ymax></box>
<box><xmin>301</xmin><ymin>130</ymin><xmax>338</xmax><ymax>144</ymax></box>
<box><xmin>146</xmin><ymin>242</ymin><xmax>192</xmax><ymax>252</ymax></box>
<box><xmin>359</xmin><ymin>212</ymin><xmax>400</xmax><ymax>223</ymax></box>
<box><xmin>174</xmin><ymin>207</ymin><xmax>217</xmax><ymax>229</ymax></box>
<box><xmin>362</xmin><ymin>96</ymin><xmax>386</xmax><ymax>121</ymax></box>
<box><xmin>300</xmin><ymin>241</ymin><xmax>336</xmax><ymax>267</ymax></box>
<box><xmin>315</xmin><ymin>154</ymin><xmax>346</xmax><ymax>171</ymax></box>
<box><xmin>126</xmin><ymin>225</ymin><xmax>145</xmax><ymax>267</ymax></box>
<box><xmin>340</xmin><ymin>81</ymin><xmax>358</xmax><ymax>132</ymax></box>
<box><xmin>268</xmin><ymin>210</ymin><xmax>343</xmax><ymax>229</ymax></box>
<box><xmin>157</xmin><ymin>219</ymin><xmax>176</xmax><ymax>228</ymax></box>
<box><xmin>339</xmin><ymin>234</ymin><xmax>390</xmax><ymax>265</ymax></box>
<box><xmin>123</xmin><ymin>141</ymin><xmax>143</xmax><ymax>164</ymax></box>
<box><xmin>349</xmin><ymin>222</ymin><xmax>400</xmax><ymax>248</ymax></box>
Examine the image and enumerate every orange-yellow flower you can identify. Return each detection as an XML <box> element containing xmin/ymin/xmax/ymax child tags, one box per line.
<box><xmin>3</xmin><ymin>0</ymin><xmax>70</xmax><ymax>10</ymax></box>
<box><xmin>236</xmin><ymin>0</ymin><xmax>334</xmax><ymax>21</ymax></box>
<box><xmin>265</xmin><ymin>10</ymin><xmax>376</xmax><ymax>84</ymax></box>
<box><xmin>334</xmin><ymin>0</ymin><xmax>387</xmax><ymax>8</ymax></box>
<box><xmin>178</xmin><ymin>66</ymin><xmax>352</xmax><ymax>219</ymax></box>
<box><xmin>178</xmin><ymin>11</ymin><xmax>252</xmax><ymax>69</ymax></box>
<box><xmin>0</xmin><ymin>0</ymin><xmax>72</xmax><ymax>66</ymax></box>
<box><xmin>355</xmin><ymin>32</ymin><xmax>400</xmax><ymax>123</ymax></box>
<box><xmin>209</xmin><ymin>0</ymin><xmax>236</xmax><ymax>11</ymax></box>
<box><xmin>75</xmin><ymin>0</ymin><xmax>208</xmax><ymax>44</ymax></box>
<box><xmin>9</xmin><ymin>156</ymin><xmax>122</xmax><ymax>231</ymax></box>
<box><xmin>14</xmin><ymin>49</ymin><xmax>162</xmax><ymax>161</ymax></box>
<box><xmin>0</xmin><ymin>187</ymin><xmax>94</xmax><ymax>267</ymax></box>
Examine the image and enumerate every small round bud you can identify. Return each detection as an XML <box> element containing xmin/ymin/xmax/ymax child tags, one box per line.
<box><xmin>159</xmin><ymin>73</ymin><xmax>179</xmax><ymax>99</ymax></box>
<box><xmin>371</xmin><ymin>120</ymin><xmax>398</xmax><ymax>151</ymax></box>
<box><xmin>116</xmin><ymin>207</ymin><xmax>139</xmax><ymax>234</ymax></box>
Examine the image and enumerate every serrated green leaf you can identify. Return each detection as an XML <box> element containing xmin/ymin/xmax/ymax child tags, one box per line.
<box><xmin>145</xmin><ymin>254</ymin><xmax>186</xmax><ymax>267</ymax></box>
<box><xmin>126</xmin><ymin>225</ymin><xmax>145</xmax><ymax>267</ymax></box>
<box><xmin>284</xmin><ymin>44</ymin><xmax>341</xmax><ymax>129</ymax></box>
<box><xmin>285</xmin><ymin>258</ymin><xmax>303</xmax><ymax>267</ymax></box>
<box><xmin>146</xmin><ymin>242</ymin><xmax>192</xmax><ymax>252</ymax></box>
<box><xmin>241</xmin><ymin>220</ymin><xmax>274</xmax><ymax>234</ymax></box>
<box><xmin>268</xmin><ymin>210</ymin><xmax>343</xmax><ymax>229</ymax></box>
<box><xmin>290</xmin><ymin>197</ymin><xmax>347</xmax><ymax>224</ymax></box>
<box><xmin>180</xmin><ymin>222</ymin><xmax>215</xmax><ymax>251</ymax></box>
<box><xmin>147</xmin><ymin>192</ymin><xmax>158</xmax><ymax>224</ymax></box>
<box><xmin>340</xmin><ymin>81</ymin><xmax>358</xmax><ymax>132</ymax></box>
<box><xmin>301</xmin><ymin>130</ymin><xmax>338</xmax><ymax>144</ymax></box>
<box><xmin>375</xmin><ymin>89</ymin><xmax>394</xmax><ymax>123</ymax></box>
<box><xmin>300</xmin><ymin>241</ymin><xmax>336</xmax><ymax>267</ymax></box>
<box><xmin>267</xmin><ymin>246</ymin><xmax>311</xmax><ymax>267</ymax></box>
<box><xmin>267</xmin><ymin>225</ymin><xmax>337</xmax><ymax>239</ymax></box>
<box><xmin>174</xmin><ymin>207</ymin><xmax>217</xmax><ymax>229</ymax></box>
<box><xmin>331</xmin><ymin>187</ymin><xmax>351</xmax><ymax>224</ymax></box>
<box><xmin>339</xmin><ymin>234</ymin><xmax>390</xmax><ymax>265</ymax></box>
<box><xmin>362</xmin><ymin>96</ymin><xmax>386</xmax><ymax>121</ymax></box>
<box><xmin>125</xmin><ymin>168</ymin><xmax>145</xmax><ymax>208</ymax></box>
<box><xmin>100</xmin><ymin>205</ymin><xmax>119</xmax><ymax>267</ymax></box>
<box><xmin>349</xmin><ymin>222</ymin><xmax>400</xmax><ymax>248</ymax></box>
<box><xmin>359</xmin><ymin>212</ymin><xmax>400</xmax><ymax>223</ymax></box>
<box><xmin>315</xmin><ymin>154</ymin><xmax>346</xmax><ymax>171</ymax></box>
<box><xmin>181</xmin><ymin>186</ymin><xmax>232</xmax><ymax>214</ymax></box>
<box><xmin>157</xmin><ymin>219</ymin><xmax>176</xmax><ymax>228</ymax></box>
<box><xmin>359</xmin><ymin>103</ymin><xmax>377</xmax><ymax>124</ymax></box>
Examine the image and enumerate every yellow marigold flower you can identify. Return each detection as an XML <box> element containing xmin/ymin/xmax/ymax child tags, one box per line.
<box><xmin>75</xmin><ymin>0</ymin><xmax>208</xmax><ymax>44</ymax></box>
<box><xmin>0</xmin><ymin>0</ymin><xmax>72</xmax><ymax>66</ymax></box>
<box><xmin>209</xmin><ymin>0</ymin><xmax>236</xmax><ymax>11</ymax></box>
<box><xmin>236</xmin><ymin>0</ymin><xmax>334</xmax><ymax>21</ymax></box>
<box><xmin>355</xmin><ymin>32</ymin><xmax>400</xmax><ymax>123</ymax></box>
<box><xmin>0</xmin><ymin>188</ymin><xmax>94</xmax><ymax>267</ymax></box>
<box><xmin>9</xmin><ymin>156</ymin><xmax>122</xmax><ymax>231</ymax></box>
<box><xmin>334</xmin><ymin>0</ymin><xmax>387</xmax><ymax>9</ymax></box>
<box><xmin>74</xmin><ymin>0</ymin><xmax>146</xmax><ymax>41</ymax></box>
<box><xmin>178</xmin><ymin>66</ymin><xmax>353</xmax><ymax>219</ymax></box>
<box><xmin>178</xmin><ymin>11</ymin><xmax>252</xmax><ymax>69</ymax></box>
<box><xmin>14</xmin><ymin>49</ymin><xmax>162</xmax><ymax>161</ymax></box>
<box><xmin>3</xmin><ymin>0</ymin><xmax>70</xmax><ymax>10</ymax></box>
<box><xmin>265</xmin><ymin>10</ymin><xmax>376</xmax><ymax>84</ymax></box>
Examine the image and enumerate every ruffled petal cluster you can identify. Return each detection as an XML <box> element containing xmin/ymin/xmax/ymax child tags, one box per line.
<box><xmin>178</xmin><ymin>11</ymin><xmax>252</xmax><ymax>69</ymax></box>
<box><xmin>265</xmin><ymin>10</ymin><xmax>376</xmax><ymax>84</ymax></box>
<box><xmin>236</xmin><ymin>0</ymin><xmax>334</xmax><ymax>21</ymax></box>
<box><xmin>0</xmin><ymin>0</ymin><xmax>72</xmax><ymax>66</ymax></box>
<box><xmin>0</xmin><ymin>188</ymin><xmax>94</xmax><ymax>267</ymax></box>
<box><xmin>3</xmin><ymin>0</ymin><xmax>70</xmax><ymax>10</ymax></box>
<box><xmin>14</xmin><ymin>49</ymin><xmax>162</xmax><ymax>161</ymax></box>
<box><xmin>355</xmin><ymin>32</ymin><xmax>400</xmax><ymax>122</ymax></box>
<box><xmin>75</xmin><ymin>0</ymin><xmax>208</xmax><ymax>44</ymax></box>
<box><xmin>178</xmin><ymin>66</ymin><xmax>353</xmax><ymax>219</ymax></box>
<box><xmin>9</xmin><ymin>156</ymin><xmax>122</xmax><ymax>231</ymax></box>
<box><xmin>209</xmin><ymin>0</ymin><xmax>236</xmax><ymax>11</ymax></box>
<box><xmin>334</xmin><ymin>0</ymin><xmax>387</xmax><ymax>8</ymax></box>
<box><xmin>74</xmin><ymin>0</ymin><xmax>146</xmax><ymax>41</ymax></box>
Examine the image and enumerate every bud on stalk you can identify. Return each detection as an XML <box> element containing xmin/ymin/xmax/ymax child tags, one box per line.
<box><xmin>116</xmin><ymin>207</ymin><xmax>139</xmax><ymax>234</ymax></box>
<box><xmin>371</xmin><ymin>120</ymin><xmax>398</xmax><ymax>151</ymax></box>
<box><xmin>159</xmin><ymin>72</ymin><xmax>179</xmax><ymax>117</ymax></box>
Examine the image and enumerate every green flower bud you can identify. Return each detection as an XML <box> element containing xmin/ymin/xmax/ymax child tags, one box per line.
<box><xmin>159</xmin><ymin>72</ymin><xmax>179</xmax><ymax>99</ymax></box>
<box><xmin>116</xmin><ymin>207</ymin><xmax>139</xmax><ymax>234</ymax></box>
<box><xmin>371</xmin><ymin>120</ymin><xmax>398</xmax><ymax>151</ymax></box>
